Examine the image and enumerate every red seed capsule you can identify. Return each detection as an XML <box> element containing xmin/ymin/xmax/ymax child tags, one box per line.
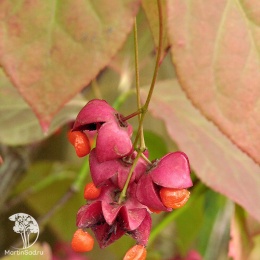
<box><xmin>68</xmin><ymin>131</ymin><xmax>91</xmax><ymax>157</ymax></box>
<box><xmin>84</xmin><ymin>182</ymin><xmax>101</xmax><ymax>200</ymax></box>
<box><xmin>159</xmin><ymin>188</ymin><xmax>190</xmax><ymax>209</ymax></box>
<box><xmin>71</xmin><ymin>229</ymin><xmax>94</xmax><ymax>252</ymax></box>
<box><xmin>123</xmin><ymin>244</ymin><xmax>147</xmax><ymax>260</ymax></box>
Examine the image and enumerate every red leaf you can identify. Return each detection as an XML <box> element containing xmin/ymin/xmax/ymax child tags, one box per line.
<box><xmin>167</xmin><ymin>0</ymin><xmax>260</xmax><ymax>164</ymax></box>
<box><xmin>141</xmin><ymin>80</ymin><xmax>260</xmax><ymax>221</ymax></box>
<box><xmin>0</xmin><ymin>0</ymin><xmax>140</xmax><ymax>131</ymax></box>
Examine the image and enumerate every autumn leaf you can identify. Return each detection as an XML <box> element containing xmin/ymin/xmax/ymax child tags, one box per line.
<box><xmin>167</xmin><ymin>0</ymin><xmax>260</xmax><ymax>164</ymax></box>
<box><xmin>0</xmin><ymin>68</ymin><xmax>87</xmax><ymax>145</ymax></box>
<box><xmin>0</xmin><ymin>0</ymin><xmax>140</xmax><ymax>132</ymax></box>
<box><xmin>141</xmin><ymin>79</ymin><xmax>260</xmax><ymax>222</ymax></box>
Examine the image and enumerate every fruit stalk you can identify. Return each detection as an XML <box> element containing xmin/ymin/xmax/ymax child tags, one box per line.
<box><xmin>133</xmin><ymin>0</ymin><xmax>163</xmax><ymax>148</ymax></box>
<box><xmin>119</xmin><ymin>0</ymin><xmax>163</xmax><ymax>204</ymax></box>
<box><xmin>118</xmin><ymin>150</ymin><xmax>143</xmax><ymax>204</ymax></box>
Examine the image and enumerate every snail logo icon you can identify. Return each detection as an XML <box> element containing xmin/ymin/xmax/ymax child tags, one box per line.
<box><xmin>9</xmin><ymin>213</ymin><xmax>39</xmax><ymax>249</ymax></box>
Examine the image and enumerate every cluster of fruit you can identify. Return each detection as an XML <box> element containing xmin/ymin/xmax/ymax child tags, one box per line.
<box><xmin>68</xmin><ymin>99</ymin><xmax>193</xmax><ymax>259</ymax></box>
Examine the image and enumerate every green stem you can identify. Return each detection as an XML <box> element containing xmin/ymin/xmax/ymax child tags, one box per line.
<box><xmin>140</xmin><ymin>152</ymin><xmax>152</xmax><ymax>164</ymax></box>
<box><xmin>118</xmin><ymin>150</ymin><xmax>143</xmax><ymax>204</ymax></box>
<box><xmin>134</xmin><ymin>19</ymin><xmax>140</xmax><ymax>106</ymax></box>
<box><xmin>119</xmin><ymin>0</ymin><xmax>163</xmax><ymax>200</ymax></box>
<box><xmin>117</xmin><ymin>19</ymin><xmax>144</xmax><ymax>202</ymax></box>
<box><xmin>133</xmin><ymin>0</ymin><xmax>163</xmax><ymax>148</ymax></box>
<box><xmin>143</xmin><ymin>0</ymin><xmax>163</xmax><ymax>110</ymax></box>
<box><xmin>121</xmin><ymin>109</ymin><xmax>142</xmax><ymax>121</ymax></box>
<box><xmin>133</xmin><ymin>19</ymin><xmax>145</xmax><ymax>150</ymax></box>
